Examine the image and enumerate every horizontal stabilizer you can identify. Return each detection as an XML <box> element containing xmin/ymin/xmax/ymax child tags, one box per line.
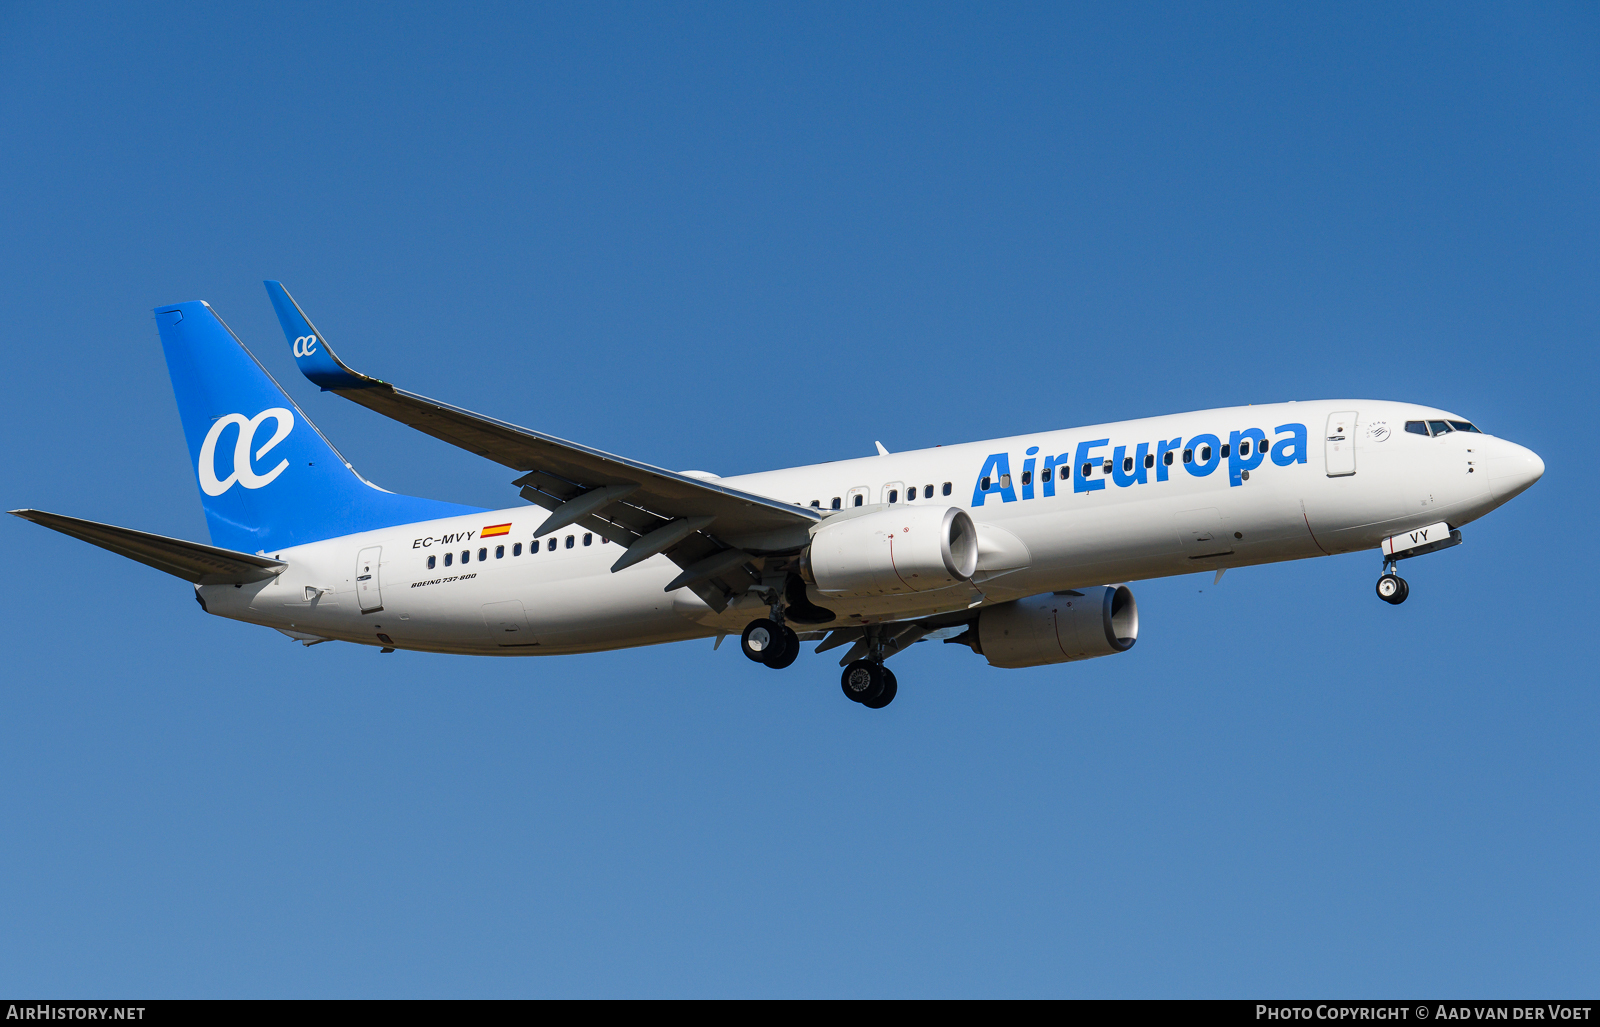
<box><xmin>9</xmin><ymin>509</ymin><xmax>287</xmax><ymax>585</ymax></box>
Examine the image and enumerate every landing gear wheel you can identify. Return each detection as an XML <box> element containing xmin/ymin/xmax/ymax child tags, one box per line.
<box><xmin>741</xmin><ymin>619</ymin><xmax>784</xmax><ymax>663</ymax></box>
<box><xmin>841</xmin><ymin>660</ymin><xmax>885</xmax><ymax>704</ymax></box>
<box><xmin>764</xmin><ymin>625</ymin><xmax>800</xmax><ymax>670</ymax></box>
<box><xmin>1376</xmin><ymin>574</ymin><xmax>1409</xmax><ymax>605</ymax></box>
<box><xmin>861</xmin><ymin>667</ymin><xmax>897</xmax><ymax>708</ymax></box>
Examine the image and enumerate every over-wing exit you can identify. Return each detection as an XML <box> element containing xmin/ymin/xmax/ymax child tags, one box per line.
<box><xmin>12</xmin><ymin>283</ymin><xmax>1545</xmax><ymax>709</ymax></box>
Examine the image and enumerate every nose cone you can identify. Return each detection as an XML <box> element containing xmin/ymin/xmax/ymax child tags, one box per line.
<box><xmin>1488</xmin><ymin>442</ymin><xmax>1545</xmax><ymax>502</ymax></box>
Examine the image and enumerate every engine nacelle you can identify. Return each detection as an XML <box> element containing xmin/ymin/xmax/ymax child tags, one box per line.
<box><xmin>802</xmin><ymin>506</ymin><xmax>979</xmax><ymax>598</ymax></box>
<box><xmin>975</xmin><ymin>586</ymin><xmax>1139</xmax><ymax>668</ymax></box>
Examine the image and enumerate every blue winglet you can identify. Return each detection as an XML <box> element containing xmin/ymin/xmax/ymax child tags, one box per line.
<box><xmin>264</xmin><ymin>280</ymin><xmax>376</xmax><ymax>391</ymax></box>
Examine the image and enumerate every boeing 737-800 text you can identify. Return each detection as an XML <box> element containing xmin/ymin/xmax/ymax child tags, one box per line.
<box><xmin>12</xmin><ymin>283</ymin><xmax>1545</xmax><ymax>708</ymax></box>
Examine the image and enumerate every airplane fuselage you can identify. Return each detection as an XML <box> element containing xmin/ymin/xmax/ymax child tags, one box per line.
<box><xmin>197</xmin><ymin>399</ymin><xmax>1543</xmax><ymax>656</ymax></box>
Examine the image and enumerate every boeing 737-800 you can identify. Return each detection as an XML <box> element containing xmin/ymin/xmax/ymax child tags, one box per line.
<box><xmin>12</xmin><ymin>283</ymin><xmax>1545</xmax><ymax>708</ymax></box>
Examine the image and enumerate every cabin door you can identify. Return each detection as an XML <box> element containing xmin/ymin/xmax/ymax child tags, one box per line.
<box><xmin>356</xmin><ymin>546</ymin><xmax>384</xmax><ymax>612</ymax></box>
<box><xmin>1325</xmin><ymin>411</ymin><xmax>1358</xmax><ymax>477</ymax></box>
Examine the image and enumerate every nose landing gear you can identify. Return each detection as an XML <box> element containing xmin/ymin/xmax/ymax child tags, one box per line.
<box><xmin>1376</xmin><ymin>560</ymin><xmax>1410</xmax><ymax>605</ymax></box>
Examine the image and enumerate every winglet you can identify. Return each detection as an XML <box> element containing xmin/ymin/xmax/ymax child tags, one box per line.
<box><xmin>264</xmin><ymin>280</ymin><xmax>383</xmax><ymax>391</ymax></box>
<box><xmin>874</xmin><ymin>441</ymin><xmax>890</xmax><ymax>456</ymax></box>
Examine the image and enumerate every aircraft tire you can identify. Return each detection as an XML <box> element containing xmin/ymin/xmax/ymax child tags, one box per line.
<box><xmin>763</xmin><ymin>626</ymin><xmax>800</xmax><ymax>669</ymax></box>
<box><xmin>1376</xmin><ymin>574</ymin><xmax>1408</xmax><ymax>605</ymax></box>
<box><xmin>741</xmin><ymin>618</ymin><xmax>785</xmax><ymax>663</ymax></box>
<box><xmin>861</xmin><ymin>668</ymin><xmax>897</xmax><ymax>708</ymax></box>
<box><xmin>841</xmin><ymin>660</ymin><xmax>885</xmax><ymax>703</ymax></box>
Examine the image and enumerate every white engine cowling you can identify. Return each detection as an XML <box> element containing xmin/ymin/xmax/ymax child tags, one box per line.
<box><xmin>977</xmin><ymin>586</ymin><xmax>1138</xmax><ymax>668</ymax></box>
<box><xmin>803</xmin><ymin>506</ymin><xmax>979</xmax><ymax>598</ymax></box>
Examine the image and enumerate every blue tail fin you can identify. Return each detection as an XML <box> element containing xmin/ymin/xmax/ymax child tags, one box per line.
<box><xmin>155</xmin><ymin>301</ymin><xmax>482</xmax><ymax>553</ymax></box>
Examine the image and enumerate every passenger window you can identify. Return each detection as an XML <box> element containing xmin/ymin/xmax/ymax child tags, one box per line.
<box><xmin>565</xmin><ymin>535</ymin><xmax>575</xmax><ymax>549</ymax></box>
<box><xmin>495</xmin><ymin>545</ymin><xmax>504</xmax><ymax>559</ymax></box>
<box><xmin>461</xmin><ymin>550</ymin><xmax>470</xmax><ymax>564</ymax></box>
<box><xmin>547</xmin><ymin>538</ymin><xmax>557</xmax><ymax>552</ymax></box>
<box><xmin>1020</xmin><ymin>471</ymin><xmax>1031</xmax><ymax>486</ymax></box>
<box><xmin>1042</xmin><ymin>468</ymin><xmax>1052</xmax><ymax>482</ymax></box>
<box><xmin>887</xmin><ymin>490</ymin><xmax>898</xmax><ymax>504</ymax></box>
<box><xmin>1239</xmin><ymin>441</ymin><xmax>1250</xmax><ymax>457</ymax></box>
<box><xmin>1448</xmin><ymin>420</ymin><xmax>1481</xmax><ymax>433</ymax></box>
<box><xmin>1080</xmin><ymin>462</ymin><xmax>1092</xmax><ymax>477</ymax></box>
<box><xmin>583</xmin><ymin>533</ymin><xmax>592</xmax><ymax>546</ymax></box>
<box><xmin>810</xmin><ymin>500</ymin><xmax>820</xmax><ymax>508</ymax></box>
<box><xmin>1427</xmin><ymin>420</ymin><xmax>1452</xmax><ymax>435</ymax></box>
<box><xmin>1183</xmin><ymin>449</ymin><xmax>1193</xmax><ymax>463</ymax></box>
<box><xmin>1260</xmin><ymin>440</ymin><xmax>1270</xmax><ymax>453</ymax></box>
<box><xmin>1200</xmin><ymin>446</ymin><xmax>1211</xmax><ymax>462</ymax></box>
<box><xmin>1122</xmin><ymin>457</ymin><xmax>1133</xmax><ymax>472</ymax></box>
<box><xmin>853</xmin><ymin>495</ymin><xmax>863</xmax><ymax>507</ymax></box>
<box><xmin>1102</xmin><ymin>460</ymin><xmax>1112</xmax><ymax>475</ymax></box>
<box><xmin>942</xmin><ymin>482</ymin><xmax>952</xmax><ymax>496</ymax></box>
<box><xmin>981</xmin><ymin>476</ymin><xmax>991</xmax><ymax>491</ymax></box>
<box><xmin>924</xmin><ymin>485</ymin><xmax>933</xmax><ymax>499</ymax></box>
<box><xmin>831</xmin><ymin>497</ymin><xmax>841</xmax><ymax>510</ymax></box>
<box><xmin>905</xmin><ymin>488</ymin><xmax>914</xmax><ymax>501</ymax></box>
<box><xmin>444</xmin><ymin>552</ymin><xmax>453</xmax><ymax>567</ymax></box>
<box><xmin>1405</xmin><ymin>421</ymin><xmax>1429</xmax><ymax>436</ymax></box>
<box><xmin>513</xmin><ymin>543</ymin><xmax>522</xmax><ymax>556</ymax></box>
<box><xmin>1165</xmin><ymin>452</ymin><xmax>1174</xmax><ymax>465</ymax></box>
<box><xmin>478</xmin><ymin>547</ymin><xmax>487</xmax><ymax>562</ymax></box>
<box><xmin>999</xmin><ymin>474</ymin><xmax>1012</xmax><ymax>488</ymax></box>
<box><xmin>1221</xmin><ymin>444</ymin><xmax>1230</xmax><ymax>458</ymax></box>
<box><xmin>427</xmin><ymin>555</ymin><xmax>436</xmax><ymax>570</ymax></box>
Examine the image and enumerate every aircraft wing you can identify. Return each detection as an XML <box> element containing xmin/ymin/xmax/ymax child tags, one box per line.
<box><xmin>266</xmin><ymin>282</ymin><xmax>820</xmax><ymax>611</ymax></box>
<box><xmin>10</xmin><ymin>509</ymin><xmax>287</xmax><ymax>585</ymax></box>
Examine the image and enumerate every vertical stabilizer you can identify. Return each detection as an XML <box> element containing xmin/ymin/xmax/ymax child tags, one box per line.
<box><xmin>154</xmin><ymin>301</ymin><xmax>480</xmax><ymax>553</ymax></box>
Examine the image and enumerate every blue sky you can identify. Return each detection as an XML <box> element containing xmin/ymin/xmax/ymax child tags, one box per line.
<box><xmin>0</xmin><ymin>2</ymin><xmax>1595</xmax><ymax>997</ymax></box>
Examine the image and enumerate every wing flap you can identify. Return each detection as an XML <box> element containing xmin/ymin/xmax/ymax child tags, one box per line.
<box><xmin>10</xmin><ymin>509</ymin><xmax>287</xmax><ymax>585</ymax></box>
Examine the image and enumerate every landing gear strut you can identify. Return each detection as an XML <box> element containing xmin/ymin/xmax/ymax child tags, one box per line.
<box><xmin>1376</xmin><ymin>560</ymin><xmax>1410</xmax><ymax>605</ymax></box>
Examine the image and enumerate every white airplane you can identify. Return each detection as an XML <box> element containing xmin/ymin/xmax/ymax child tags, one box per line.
<box><xmin>13</xmin><ymin>283</ymin><xmax>1545</xmax><ymax>708</ymax></box>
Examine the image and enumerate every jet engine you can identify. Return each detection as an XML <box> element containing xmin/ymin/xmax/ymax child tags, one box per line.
<box><xmin>800</xmin><ymin>506</ymin><xmax>979</xmax><ymax>598</ymax></box>
<box><xmin>964</xmin><ymin>586</ymin><xmax>1138</xmax><ymax>669</ymax></box>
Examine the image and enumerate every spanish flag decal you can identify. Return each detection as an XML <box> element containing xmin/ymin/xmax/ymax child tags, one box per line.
<box><xmin>481</xmin><ymin>523</ymin><xmax>512</xmax><ymax>538</ymax></box>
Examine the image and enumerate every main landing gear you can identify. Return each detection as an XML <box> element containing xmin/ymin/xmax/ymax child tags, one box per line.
<box><xmin>838</xmin><ymin>626</ymin><xmax>898</xmax><ymax>708</ymax></box>
<box><xmin>739</xmin><ymin>585</ymin><xmax>898</xmax><ymax>709</ymax></box>
<box><xmin>741</xmin><ymin>617</ymin><xmax>799</xmax><ymax>669</ymax></box>
<box><xmin>841</xmin><ymin>660</ymin><xmax>897</xmax><ymax>708</ymax></box>
<box><xmin>1376</xmin><ymin>560</ymin><xmax>1410</xmax><ymax>605</ymax></box>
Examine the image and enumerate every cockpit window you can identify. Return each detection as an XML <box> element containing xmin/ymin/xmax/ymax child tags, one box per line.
<box><xmin>1448</xmin><ymin>420</ymin><xmax>1481</xmax><ymax>433</ymax></box>
<box><xmin>1405</xmin><ymin>421</ymin><xmax>1429</xmax><ymax>436</ymax></box>
<box><xmin>1426</xmin><ymin>420</ymin><xmax>1453</xmax><ymax>435</ymax></box>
